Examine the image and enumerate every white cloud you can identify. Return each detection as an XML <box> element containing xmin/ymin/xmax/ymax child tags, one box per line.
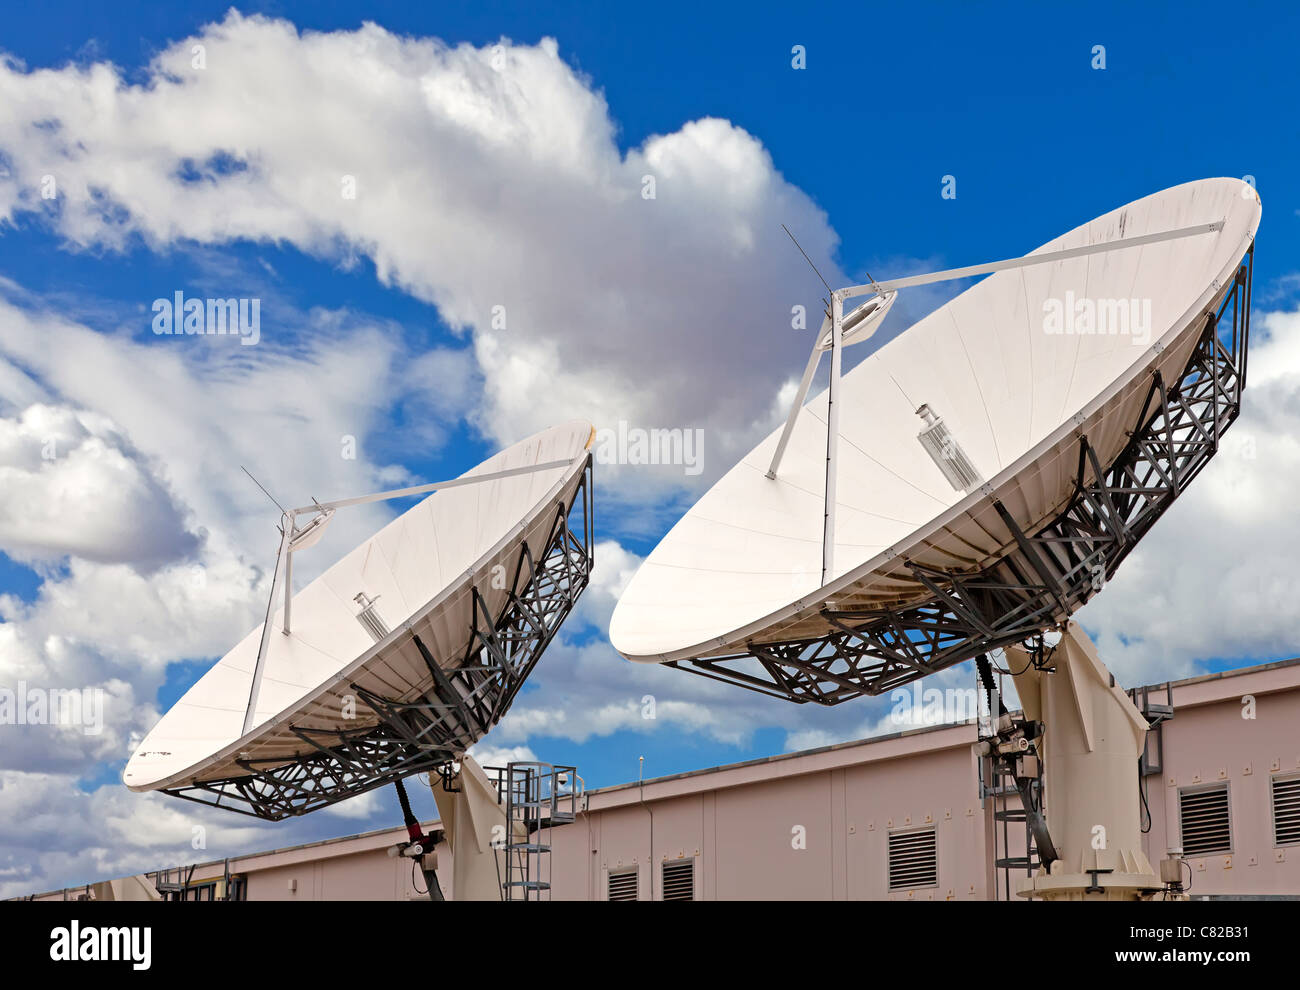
<box><xmin>0</xmin><ymin>770</ymin><xmax>274</xmax><ymax>897</ymax></box>
<box><xmin>1077</xmin><ymin>305</ymin><xmax>1300</xmax><ymax>684</ymax></box>
<box><xmin>567</xmin><ymin>538</ymin><xmax>640</xmax><ymax>634</ymax></box>
<box><xmin>0</xmin><ymin>287</ymin><xmax>482</xmax><ymax>883</ymax></box>
<box><xmin>0</xmin><ymin>403</ymin><xmax>195</xmax><ymax>568</ymax></box>
<box><xmin>0</xmin><ymin>290</ymin><xmax>474</xmax><ymax>576</ymax></box>
<box><xmin>321</xmin><ymin>789</ymin><xmax>386</xmax><ymax>821</ymax></box>
<box><xmin>466</xmin><ymin>743</ymin><xmax>539</xmax><ymax>769</ymax></box>
<box><xmin>481</xmin><ymin>629</ymin><xmax>920</xmax><ymax>755</ymax></box>
<box><xmin>0</xmin><ymin>12</ymin><xmax>843</xmax><ymax>496</ymax></box>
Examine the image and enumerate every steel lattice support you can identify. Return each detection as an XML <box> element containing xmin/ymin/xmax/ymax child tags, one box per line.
<box><xmin>161</xmin><ymin>459</ymin><xmax>594</xmax><ymax>820</ymax></box>
<box><xmin>670</xmin><ymin>250</ymin><xmax>1253</xmax><ymax>705</ymax></box>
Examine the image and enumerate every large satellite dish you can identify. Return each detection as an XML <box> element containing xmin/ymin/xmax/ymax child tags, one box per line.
<box><xmin>126</xmin><ymin>421</ymin><xmax>594</xmax><ymax>820</ymax></box>
<box><xmin>611</xmin><ymin>178</ymin><xmax>1259</xmax><ymax>705</ymax></box>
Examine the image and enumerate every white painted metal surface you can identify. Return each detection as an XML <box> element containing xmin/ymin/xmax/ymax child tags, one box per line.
<box><xmin>611</xmin><ymin>178</ymin><xmax>1261</xmax><ymax>662</ymax></box>
<box><xmin>766</xmin><ymin>290</ymin><xmax>897</xmax><ymax>480</ymax></box>
<box><xmin>125</xmin><ymin>420</ymin><xmax>594</xmax><ymax>792</ymax></box>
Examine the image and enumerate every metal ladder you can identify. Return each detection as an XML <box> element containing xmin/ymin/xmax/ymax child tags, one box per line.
<box><xmin>976</xmin><ymin>664</ymin><xmax>1043</xmax><ymax>900</ymax></box>
<box><xmin>150</xmin><ymin>864</ymin><xmax>197</xmax><ymax>901</ymax></box>
<box><xmin>501</xmin><ymin>761</ymin><xmax>580</xmax><ymax>901</ymax></box>
<box><xmin>983</xmin><ymin>758</ymin><xmax>1042</xmax><ymax>900</ymax></box>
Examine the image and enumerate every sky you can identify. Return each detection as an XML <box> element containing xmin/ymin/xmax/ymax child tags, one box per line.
<box><xmin>1</xmin><ymin>1</ymin><xmax>1299</xmax><ymax>896</ymax></box>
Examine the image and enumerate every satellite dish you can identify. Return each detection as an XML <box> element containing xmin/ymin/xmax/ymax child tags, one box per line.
<box><xmin>125</xmin><ymin>420</ymin><xmax>595</xmax><ymax>819</ymax></box>
<box><xmin>610</xmin><ymin>178</ymin><xmax>1260</xmax><ymax>704</ymax></box>
<box><xmin>815</xmin><ymin>290</ymin><xmax>897</xmax><ymax>351</ymax></box>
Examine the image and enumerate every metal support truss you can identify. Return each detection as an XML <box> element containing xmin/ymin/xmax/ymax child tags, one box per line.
<box><xmin>162</xmin><ymin>458</ymin><xmax>594</xmax><ymax>820</ymax></box>
<box><xmin>670</xmin><ymin>249</ymin><xmax>1254</xmax><ymax>705</ymax></box>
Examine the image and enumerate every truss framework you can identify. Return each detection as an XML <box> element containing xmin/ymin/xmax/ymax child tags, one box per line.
<box><xmin>162</xmin><ymin>458</ymin><xmax>594</xmax><ymax>820</ymax></box>
<box><xmin>670</xmin><ymin>249</ymin><xmax>1254</xmax><ymax>705</ymax></box>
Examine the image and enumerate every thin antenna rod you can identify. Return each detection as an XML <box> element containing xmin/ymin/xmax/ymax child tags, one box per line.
<box><xmin>782</xmin><ymin>224</ymin><xmax>833</xmax><ymax>295</ymax></box>
<box><xmin>292</xmin><ymin>458</ymin><xmax>574</xmax><ymax>515</ymax></box>
<box><xmin>241</xmin><ymin>466</ymin><xmax>287</xmax><ymax>516</ymax></box>
<box><xmin>766</xmin><ymin>338</ymin><xmax>822</xmax><ymax>480</ymax></box>
<box><xmin>822</xmin><ymin>292</ymin><xmax>843</xmax><ymax>585</ymax></box>
<box><xmin>243</xmin><ymin>523</ymin><xmax>292</xmax><ymax>736</ymax></box>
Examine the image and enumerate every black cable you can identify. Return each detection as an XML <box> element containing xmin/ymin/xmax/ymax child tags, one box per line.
<box><xmin>990</xmin><ymin>639</ymin><xmax>1042</xmax><ymax>677</ymax></box>
<box><xmin>1002</xmin><ymin>651</ymin><xmax>1037</xmax><ymax>676</ymax></box>
<box><xmin>975</xmin><ymin>653</ymin><xmax>1006</xmax><ymax>716</ymax></box>
<box><xmin>393</xmin><ymin>777</ymin><xmax>418</xmax><ymax>831</ymax></box>
<box><xmin>1138</xmin><ymin>758</ymin><xmax>1152</xmax><ymax>833</ymax></box>
<box><xmin>493</xmin><ymin>837</ymin><xmax>505</xmax><ymax>901</ymax></box>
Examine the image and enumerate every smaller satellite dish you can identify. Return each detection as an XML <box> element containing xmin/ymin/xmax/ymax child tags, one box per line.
<box><xmin>125</xmin><ymin>421</ymin><xmax>595</xmax><ymax>820</ymax></box>
<box><xmin>816</xmin><ymin>290</ymin><xmax>896</xmax><ymax>351</ymax></box>
<box><xmin>286</xmin><ymin>507</ymin><xmax>335</xmax><ymax>552</ymax></box>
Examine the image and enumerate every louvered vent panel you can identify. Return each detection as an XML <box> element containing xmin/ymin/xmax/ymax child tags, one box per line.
<box><xmin>888</xmin><ymin>828</ymin><xmax>938</xmax><ymax>890</ymax></box>
<box><xmin>608</xmin><ymin>870</ymin><xmax>638</xmax><ymax>902</ymax></box>
<box><xmin>661</xmin><ymin>861</ymin><xmax>694</xmax><ymax>901</ymax></box>
<box><xmin>1273</xmin><ymin>776</ymin><xmax>1300</xmax><ymax>847</ymax></box>
<box><xmin>917</xmin><ymin>417</ymin><xmax>983</xmax><ymax>492</ymax></box>
<box><xmin>1179</xmin><ymin>785</ymin><xmax>1231</xmax><ymax>855</ymax></box>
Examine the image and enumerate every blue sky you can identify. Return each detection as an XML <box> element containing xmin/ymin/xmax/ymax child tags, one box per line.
<box><xmin>1</xmin><ymin>1</ymin><xmax>1299</xmax><ymax>893</ymax></box>
<box><xmin>6</xmin><ymin>2</ymin><xmax>1297</xmax><ymax>319</ymax></box>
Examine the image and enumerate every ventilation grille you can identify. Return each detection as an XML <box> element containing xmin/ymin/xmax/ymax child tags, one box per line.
<box><xmin>661</xmin><ymin>860</ymin><xmax>694</xmax><ymax>901</ymax></box>
<box><xmin>888</xmin><ymin>828</ymin><xmax>938</xmax><ymax>890</ymax></box>
<box><xmin>1180</xmin><ymin>785</ymin><xmax>1231</xmax><ymax>855</ymax></box>
<box><xmin>607</xmin><ymin>870</ymin><xmax>638</xmax><ymax>902</ymax></box>
<box><xmin>1273</xmin><ymin>776</ymin><xmax>1300</xmax><ymax>847</ymax></box>
<box><xmin>915</xmin><ymin>405</ymin><xmax>983</xmax><ymax>492</ymax></box>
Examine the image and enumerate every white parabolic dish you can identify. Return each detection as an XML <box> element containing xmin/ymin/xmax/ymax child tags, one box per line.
<box><xmin>610</xmin><ymin>178</ymin><xmax>1261</xmax><ymax>662</ymax></box>
<box><xmin>125</xmin><ymin>420</ymin><xmax>594</xmax><ymax>793</ymax></box>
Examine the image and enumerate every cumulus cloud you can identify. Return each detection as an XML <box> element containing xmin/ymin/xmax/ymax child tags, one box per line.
<box><xmin>0</xmin><ymin>286</ymin><xmax>483</xmax><ymax>886</ymax></box>
<box><xmin>0</xmin><ymin>403</ymin><xmax>196</xmax><ymax>569</ymax></box>
<box><xmin>0</xmin><ymin>11</ymin><xmax>842</xmax><ymax>498</ymax></box>
<box><xmin>1077</xmin><ymin>305</ymin><xmax>1300</xmax><ymax>685</ymax></box>
<box><xmin>0</xmin><ymin>549</ymin><xmax>266</xmax><ymax>775</ymax></box>
<box><xmin>467</xmin><ymin>743</ymin><xmax>539</xmax><ymax>769</ymax></box>
<box><xmin>0</xmin><ymin>289</ymin><xmax>472</xmax><ymax>578</ymax></box>
<box><xmin>485</xmin><ymin>620</ymin><xmax>987</xmax><ymax>755</ymax></box>
<box><xmin>0</xmin><ymin>770</ymin><xmax>275</xmax><ymax>894</ymax></box>
<box><xmin>567</xmin><ymin>538</ymin><xmax>640</xmax><ymax>634</ymax></box>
